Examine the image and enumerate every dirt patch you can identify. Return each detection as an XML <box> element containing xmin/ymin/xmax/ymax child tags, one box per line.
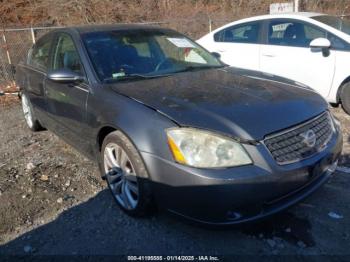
<box><xmin>0</xmin><ymin>95</ymin><xmax>20</xmax><ymax>107</ymax></box>
<box><xmin>0</xmin><ymin>103</ymin><xmax>103</xmax><ymax>243</ymax></box>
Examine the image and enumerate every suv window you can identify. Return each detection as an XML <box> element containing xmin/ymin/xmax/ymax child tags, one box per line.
<box><xmin>268</xmin><ymin>20</ymin><xmax>326</xmax><ymax>47</ymax></box>
<box><xmin>214</xmin><ymin>22</ymin><xmax>261</xmax><ymax>44</ymax></box>
<box><xmin>52</xmin><ymin>33</ymin><xmax>83</xmax><ymax>74</ymax></box>
<box><xmin>29</xmin><ymin>35</ymin><xmax>53</xmax><ymax>70</ymax></box>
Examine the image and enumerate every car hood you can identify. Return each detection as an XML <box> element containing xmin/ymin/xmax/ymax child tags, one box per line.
<box><xmin>110</xmin><ymin>67</ymin><xmax>328</xmax><ymax>141</ymax></box>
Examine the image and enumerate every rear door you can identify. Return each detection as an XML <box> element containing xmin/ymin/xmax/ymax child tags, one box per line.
<box><xmin>45</xmin><ymin>32</ymin><xmax>90</xmax><ymax>152</ymax></box>
<box><xmin>25</xmin><ymin>34</ymin><xmax>54</xmax><ymax>125</ymax></box>
<box><xmin>206</xmin><ymin>21</ymin><xmax>263</xmax><ymax>71</ymax></box>
<box><xmin>260</xmin><ymin>19</ymin><xmax>336</xmax><ymax>98</ymax></box>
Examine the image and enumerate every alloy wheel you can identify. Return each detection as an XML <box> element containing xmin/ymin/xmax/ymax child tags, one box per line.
<box><xmin>104</xmin><ymin>143</ymin><xmax>139</xmax><ymax>210</ymax></box>
<box><xmin>21</xmin><ymin>94</ymin><xmax>34</xmax><ymax>128</ymax></box>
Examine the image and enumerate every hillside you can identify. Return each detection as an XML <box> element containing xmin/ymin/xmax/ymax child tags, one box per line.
<box><xmin>1</xmin><ymin>0</ymin><xmax>349</xmax><ymax>38</ymax></box>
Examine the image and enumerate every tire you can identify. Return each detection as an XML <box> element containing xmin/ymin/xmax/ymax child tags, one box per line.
<box><xmin>340</xmin><ymin>82</ymin><xmax>350</xmax><ymax>115</ymax></box>
<box><xmin>21</xmin><ymin>92</ymin><xmax>45</xmax><ymax>132</ymax></box>
<box><xmin>100</xmin><ymin>130</ymin><xmax>154</xmax><ymax>217</ymax></box>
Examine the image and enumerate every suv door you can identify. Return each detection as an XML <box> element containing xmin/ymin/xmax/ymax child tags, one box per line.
<box><xmin>260</xmin><ymin>19</ymin><xmax>336</xmax><ymax>98</ymax></box>
<box><xmin>209</xmin><ymin>21</ymin><xmax>262</xmax><ymax>70</ymax></box>
<box><xmin>45</xmin><ymin>32</ymin><xmax>90</xmax><ymax>152</ymax></box>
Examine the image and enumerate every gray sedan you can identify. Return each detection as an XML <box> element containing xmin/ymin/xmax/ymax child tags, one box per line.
<box><xmin>16</xmin><ymin>24</ymin><xmax>342</xmax><ymax>225</ymax></box>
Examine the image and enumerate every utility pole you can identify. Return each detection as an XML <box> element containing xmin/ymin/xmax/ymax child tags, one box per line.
<box><xmin>294</xmin><ymin>0</ymin><xmax>299</xmax><ymax>12</ymax></box>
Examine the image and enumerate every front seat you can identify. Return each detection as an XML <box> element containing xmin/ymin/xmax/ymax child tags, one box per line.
<box><xmin>63</xmin><ymin>51</ymin><xmax>81</xmax><ymax>72</ymax></box>
<box><xmin>283</xmin><ymin>24</ymin><xmax>306</xmax><ymax>46</ymax></box>
<box><xmin>243</xmin><ymin>28</ymin><xmax>257</xmax><ymax>42</ymax></box>
<box><xmin>224</xmin><ymin>30</ymin><xmax>234</xmax><ymax>42</ymax></box>
<box><xmin>118</xmin><ymin>45</ymin><xmax>141</xmax><ymax>73</ymax></box>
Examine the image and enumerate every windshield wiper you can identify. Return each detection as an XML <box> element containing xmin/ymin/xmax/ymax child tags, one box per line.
<box><xmin>103</xmin><ymin>73</ymin><xmax>152</xmax><ymax>83</ymax></box>
<box><xmin>173</xmin><ymin>65</ymin><xmax>225</xmax><ymax>74</ymax></box>
<box><xmin>104</xmin><ymin>72</ymin><xmax>174</xmax><ymax>83</ymax></box>
<box><xmin>103</xmin><ymin>66</ymin><xmax>225</xmax><ymax>83</ymax></box>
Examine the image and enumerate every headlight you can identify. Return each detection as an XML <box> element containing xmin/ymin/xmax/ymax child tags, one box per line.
<box><xmin>166</xmin><ymin>128</ymin><xmax>252</xmax><ymax>168</ymax></box>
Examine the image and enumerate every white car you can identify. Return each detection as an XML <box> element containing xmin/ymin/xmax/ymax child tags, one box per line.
<box><xmin>197</xmin><ymin>12</ymin><xmax>350</xmax><ymax>113</ymax></box>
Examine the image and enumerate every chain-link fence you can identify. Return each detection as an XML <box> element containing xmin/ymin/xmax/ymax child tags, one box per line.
<box><xmin>0</xmin><ymin>26</ymin><xmax>64</xmax><ymax>94</ymax></box>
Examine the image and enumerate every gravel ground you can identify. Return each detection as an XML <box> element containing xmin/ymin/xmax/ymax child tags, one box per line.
<box><xmin>0</xmin><ymin>100</ymin><xmax>349</xmax><ymax>256</ymax></box>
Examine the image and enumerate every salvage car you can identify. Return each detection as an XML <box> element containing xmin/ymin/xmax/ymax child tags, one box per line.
<box><xmin>197</xmin><ymin>13</ymin><xmax>350</xmax><ymax>114</ymax></box>
<box><xmin>16</xmin><ymin>25</ymin><xmax>342</xmax><ymax>225</ymax></box>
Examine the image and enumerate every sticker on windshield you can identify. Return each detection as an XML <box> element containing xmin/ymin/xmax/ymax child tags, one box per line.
<box><xmin>167</xmin><ymin>38</ymin><xmax>195</xmax><ymax>48</ymax></box>
<box><xmin>112</xmin><ymin>72</ymin><xmax>126</xmax><ymax>78</ymax></box>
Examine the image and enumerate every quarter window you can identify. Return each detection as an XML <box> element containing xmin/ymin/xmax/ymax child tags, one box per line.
<box><xmin>53</xmin><ymin>33</ymin><xmax>83</xmax><ymax>74</ymax></box>
<box><xmin>214</xmin><ymin>22</ymin><xmax>261</xmax><ymax>44</ymax></box>
<box><xmin>268</xmin><ymin>20</ymin><xmax>326</xmax><ymax>47</ymax></box>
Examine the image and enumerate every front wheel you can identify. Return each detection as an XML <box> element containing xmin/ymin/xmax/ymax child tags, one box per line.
<box><xmin>100</xmin><ymin>131</ymin><xmax>154</xmax><ymax>216</ymax></box>
<box><xmin>21</xmin><ymin>93</ymin><xmax>44</xmax><ymax>131</ymax></box>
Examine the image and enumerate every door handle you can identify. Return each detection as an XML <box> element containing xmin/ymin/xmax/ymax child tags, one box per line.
<box><xmin>217</xmin><ymin>50</ymin><xmax>226</xmax><ymax>53</ymax></box>
<box><xmin>262</xmin><ymin>53</ymin><xmax>276</xmax><ymax>58</ymax></box>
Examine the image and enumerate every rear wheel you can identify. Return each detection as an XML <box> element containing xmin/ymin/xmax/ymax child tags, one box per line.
<box><xmin>101</xmin><ymin>131</ymin><xmax>154</xmax><ymax>216</ymax></box>
<box><xmin>21</xmin><ymin>93</ymin><xmax>44</xmax><ymax>131</ymax></box>
<box><xmin>341</xmin><ymin>82</ymin><xmax>350</xmax><ymax>115</ymax></box>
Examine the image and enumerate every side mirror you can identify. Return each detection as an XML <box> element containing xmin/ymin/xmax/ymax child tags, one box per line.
<box><xmin>47</xmin><ymin>69</ymin><xmax>84</xmax><ymax>83</ymax></box>
<box><xmin>211</xmin><ymin>52</ymin><xmax>221</xmax><ymax>59</ymax></box>
<box><xmin>310</xmin><ymin>38</ymin><xmax>331</xmax><ymax>49</ymax></box>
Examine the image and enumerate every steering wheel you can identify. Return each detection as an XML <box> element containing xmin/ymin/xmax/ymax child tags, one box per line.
<box><xmin>119</xmin><ymin>64</ymin><xmax>135</xmax><ymax>71</ymax></box>
<box><xmin>155</xmin><ymin>58</ymin><xmax>171</xmax><ymax>72</ymax></box>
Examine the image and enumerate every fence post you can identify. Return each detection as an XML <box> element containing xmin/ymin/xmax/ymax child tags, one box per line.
<box><xmin>30</xmin><ymin>27</ymin><xmax>35</xmax><ymax>44</ymax></box>
<box><xmin>294</xmin><ymin>0</ymin><xmax>299</xmax><ymax>12</ymax></box>
<box><xmin>209</xmin><ymin>18</ymin><xmax>212</xmax><ymax>32</ymax></box>
<box><xmin>2</xmin><ymin>32</ymin><xmax>12</xmax><ymax>65</ymax></box>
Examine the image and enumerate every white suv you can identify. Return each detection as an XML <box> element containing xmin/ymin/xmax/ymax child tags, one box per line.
<box><xmin>197</xmin><ymin>12</ymin><xmax>350</xmax><ymax>113</ymax></box>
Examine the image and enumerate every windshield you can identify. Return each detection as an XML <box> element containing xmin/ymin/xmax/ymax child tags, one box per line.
<box><xmin>81</xmin><ymin>29</ymin><xmax>223</xmax><ymax>82</ymax></box>
<box><xmin>312</xmin><ymin>15</ymin><xmax>350</xmax><ymax>35</ymax></box>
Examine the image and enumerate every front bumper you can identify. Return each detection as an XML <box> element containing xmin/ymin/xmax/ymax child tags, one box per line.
<box><xmin>141</xmin><ymin>129</ymin><xmax>343</xmax><ymax>225</ymax></box>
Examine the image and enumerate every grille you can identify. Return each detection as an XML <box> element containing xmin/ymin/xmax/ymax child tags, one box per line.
<box><xmin>264</xmin><ymin>112</ymin><xmax>333</xmax><ymax>165</ymax></box>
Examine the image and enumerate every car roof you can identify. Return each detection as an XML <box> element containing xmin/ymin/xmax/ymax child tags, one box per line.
<box><xmin>206</xmin><ymin>12</ymin><xmax>328</xmax><ymax>34</ymax></box>
<box><xmin>271</xmin><ymin>12</ymin><xmax>325</xmax><ymax>18</ymax></box>
<box><xmin>246</xmin><ymin>12</ymin><xmax>325</xmax><ymax>20</ymax></box>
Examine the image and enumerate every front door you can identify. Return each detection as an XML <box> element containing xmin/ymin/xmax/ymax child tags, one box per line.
<box><xmin>260</xmin><ymin>19</ymin><xmax>336</xmax><ymax>98</ymax></box>
<box><xmin>45</xmin><ymin>32</ymin><xmax>90</xmax><ymax>152</ymax></box>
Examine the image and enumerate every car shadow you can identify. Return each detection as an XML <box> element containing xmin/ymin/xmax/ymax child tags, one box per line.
<box><xmin>0</xmin><ymin>187</ymin><xmax>319</xmax><ymax>255</ymax></box>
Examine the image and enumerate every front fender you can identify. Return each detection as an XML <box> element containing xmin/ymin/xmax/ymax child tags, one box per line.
<box><xmin>88</xmin><ymin>87</ymin><xmax>178</xmax><ymax>162</ymax></box>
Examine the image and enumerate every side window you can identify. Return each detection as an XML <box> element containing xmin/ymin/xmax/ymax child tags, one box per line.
<box><xmin>52</xmin><ymin>33</ymin><xmax>83</xmax><ymax>74</ymax></box>
<box><xmin>214</xmin><ymin>22</ymin><xmax>261</xmax><ymax>44</ymax></box>
<box><xmin>268</xmin><ymin>20</ymin><xmax>326</xmax><ymax>47</ymax></box>
<box><xmin>327</xmin><ymin>33</ymin><xmax>350</xmax><ymax>50</ymax></box>
<box><xmin>305</xmin><ymin>25</ymin><xmax>325</xmax><ymax>39</ymax></box>
<box><xmin>29</xmin><ymin>36</ymin><xmax>52</xmax><ymax>70</ymax></box>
